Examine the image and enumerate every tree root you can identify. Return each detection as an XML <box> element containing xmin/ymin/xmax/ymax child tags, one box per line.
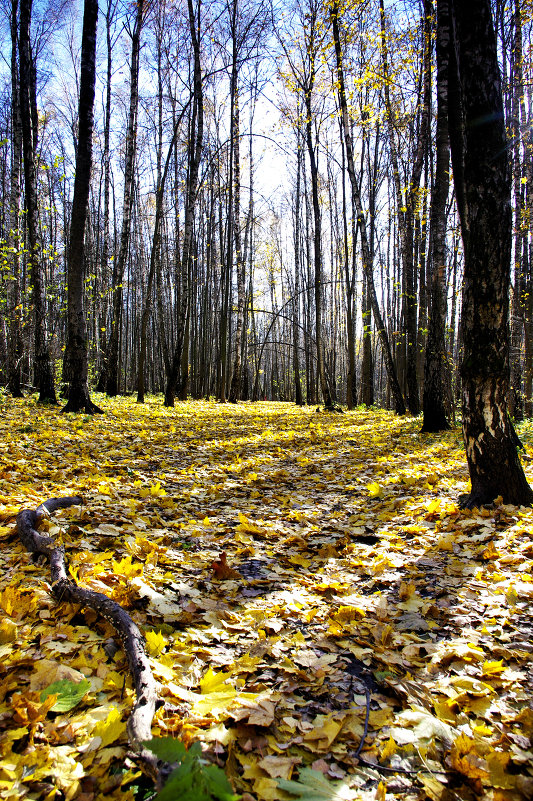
<box><xmin>16</xmin><ymin>496</ymin><xmax>163</xmax><ymax>785</ymax></box>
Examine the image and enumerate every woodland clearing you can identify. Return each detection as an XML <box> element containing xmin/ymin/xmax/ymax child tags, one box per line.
<box><xmin>0</xmin><ymin>395</ymin><xmax>533</xmax><ymax>801</ymax></box>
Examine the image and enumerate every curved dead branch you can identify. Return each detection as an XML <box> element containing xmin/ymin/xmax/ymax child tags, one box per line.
<box><xmin>16</xmin><ymin>496</ymin><xmax>162</xmax><ymax>782</ymax></box>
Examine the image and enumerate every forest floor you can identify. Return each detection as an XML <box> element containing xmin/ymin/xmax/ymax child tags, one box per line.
<box><xmin>1</xmin><ymin>395</ymin><xmax>533</xmax><ymax>801</ymax></box>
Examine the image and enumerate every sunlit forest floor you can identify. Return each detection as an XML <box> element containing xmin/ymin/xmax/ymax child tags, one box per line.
<box><xmin>1</xmin><ymin>395</ymin><xmax>533</xmax><ymax>801</ymax></box>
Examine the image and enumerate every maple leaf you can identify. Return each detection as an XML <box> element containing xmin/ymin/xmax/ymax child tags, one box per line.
<box><xmin>211</xmin><ymin>552</ymin><xmax>242</xmax><ymax>580</ymax></box>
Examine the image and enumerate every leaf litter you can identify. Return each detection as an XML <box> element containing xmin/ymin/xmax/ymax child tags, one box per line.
<box><xmin>0</xmin><ymin>395</ymin><xmax>533</xmax><ymax>800</ymax></box>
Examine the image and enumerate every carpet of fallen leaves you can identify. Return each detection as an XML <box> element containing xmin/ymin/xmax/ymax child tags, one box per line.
<box><xmin>1</xmin><ymin>394</ymin><xmax>533</xmax><ymax>801</ymax></box>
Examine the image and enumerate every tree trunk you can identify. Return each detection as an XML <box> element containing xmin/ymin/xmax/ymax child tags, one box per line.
<box><xmin>379</xmin><ymin>0</ymin><xmax>432</xmax><ymax>416</ymax></box>
<box><xmin>229</xmin><ymin>73</ymin><xmax>245</xmax><ymax>402</ymax></box>
<box><xmin>445</xmin><ymin>0</ymin><xmax>533</xmax><ymax>506</ymax></box>
<box><xmin>340</xmin><ymin>128</ymin><xmax>357</xmax><ymax>410</ymax></box>
<box><xmin>509</xmin><ymin>0</ymin><xmax>525</xmax><ymax>421</ymax></box>
<box><xmin>7</xmin><ymin>0</ymin><xmax>24</xmax><ymax>398</ymax></box>
<box><xmin>305</xmin><ymin>102</ymin><xmax>332</xmax><ymax>410</ymax></box>
<box><xmin>62</xmin><ymin>0</ymin><xmax>101</xmax><ymax>414</ymax></box>
<box><xmin>96</xmin><ymin>0</ymin><xmax>115</xmax><ymax>391</ymax></box>
<box><xmin>165</xmin><ymin>0</ymin><xmax>203</xmax><ymax>407</ymax></box>
<box><xmin>137</xmin><ymin>112</ymin><xmax>185</xmax><ymax>403</ymax></box>
<box><xmin>422</xmin><ymin>0</ymin><xmax>451</xmax><ymax>432</ymax></box>
<box><xmin>19</xmin><ymin>0</ymin><xmax>57</xmax><ymax>404</ymax></box>
<box><xmin>101</xmin><ymin>0</ymin><xmax>144</xmax><ymax>397</ymax></box>
<box><xmin>292</xmin><ymin>121</ymin><xmax>304</xmax><ymax>407</ymax></box>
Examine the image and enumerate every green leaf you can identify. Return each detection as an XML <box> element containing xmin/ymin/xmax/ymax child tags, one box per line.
<box><xmin>142</xmin><ymin>737</ymin><xmax>187</xmax><ymax>763</ymax></box>
<box><xmin>277</xmin><ymin>768</ymin><xmax>357</xmax><ymax>800</ymax></box>
<box><xmin>143</xmin><ymin>738</ymin><xmax>240</xmax><ymax>801</ymax></box>
<box><xmin>40</xmin><ymin>678</ymin><xmax>91</xmax><ymax>712</ymax></box>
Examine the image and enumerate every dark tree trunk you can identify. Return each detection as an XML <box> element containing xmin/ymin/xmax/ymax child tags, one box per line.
<box><xmin>96</xmin><ymin>0</ymin><xmax>115</xmax><ymax>391</ymax></box>
<box><xmin>509</xmin><ymin>0</ymin><xmax>526</xmax><ymax>421</ymax></box>
<box><xmin>62</xmin><ymin>0</ymin><xmax>102</xmax><ymax>414</ymax></box>
<box><xmin>422</xmin><ymin>0</ymin><xmax>451</xmax><ymax>432</ymax></box>
<box><xmin>7</xmin><ymin>0</ymin><xmax>24</xmax><ymax>398</ymax></box>
<box><xmin>19</xmin><ymin>0</ymin><xmax>56</xmax><ymax>404</ymax></box>
<box><xmin>445</xmin><ymin>0</ymin><xmax>533</xmax><ymax>506</ymax></box>
<box><xmin>229</xmin><ymin>78</ymin><xmax>245</xmax><ymax>403</ymax></box>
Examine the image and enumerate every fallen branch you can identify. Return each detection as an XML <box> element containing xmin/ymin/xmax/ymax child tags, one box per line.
<box><xmin>16</xmin><ymin>496</ymin><xmax>162</xmax><ymax>783</ymax></box>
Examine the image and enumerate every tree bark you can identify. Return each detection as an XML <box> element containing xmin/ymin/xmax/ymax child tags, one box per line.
<box><xmin>96</xmin><ymin>0</ymin><xmax>116</xmax><ymax>391</ymax></box>
<box><xmin>164</xmin><ymin>0</ymin><xmax>203</xmax><ymax>407</ymax></box>
<box><xmin>229</xmin><ymin>68</ymin><xmax>245</xmax><ymax>402</ymax></box>
<box><xmin>19</xmin><ymin>0</ymin><xmax>57</xmax><ymax>404</ymax></box>
<box><xmin>445</xmin><ymin>0</ymin><xmax>533</xmax><ymax>507</ymax></box>
<box><xmin>62</xmin><ymin>0</ymin><xmax>102</xmax><ymax>414</ymax></box>
<box><xmin>101</xmin><ymin>0</ymin><xmax>145</xmax><ymax>397</ymax></box>
<box><xmin>422</xmin><ymin>0</ymin><xmax>451</xmax><ymax>432</ymax></box>
<box><xmin>7</xmin><ymin>0</ymin><xmax>24</xmax><ymax>398</ymax></box>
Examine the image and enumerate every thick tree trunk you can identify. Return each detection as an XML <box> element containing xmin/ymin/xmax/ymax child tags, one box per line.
<box><xmin>19</xmin><ymin>0</ymin><xmax>56</xmax><ymax>404</ymax></box>
<box><xmin>7</xmin><ymin>0</ymin><xmax>24</xmax><ymax>398</ymax></box>
<box><xmin>445</xmin><ymin>0</ymin><xmax>533</xmax><ymax>507</ymax></box>
<box><xmin>62</xmin><ymin>0</ymin><xmax>102</xmax><ymax>414</ymax></box>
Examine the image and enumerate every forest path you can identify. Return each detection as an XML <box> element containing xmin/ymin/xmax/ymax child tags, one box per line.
<box><xmin>1</xmin><ymin>396</ymin><xmax>532</xmax><ymax>800</ymax></box>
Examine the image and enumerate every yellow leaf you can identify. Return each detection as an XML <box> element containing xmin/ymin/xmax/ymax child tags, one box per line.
<box><xmin>93</xmin><ymin>708</ymin><xmax>126</xmax><ymax>747</ymax></box>
<box><xmin>367</xmin><ymin>482</ymin><xmax>383</xmax><ymax>498</ymax></box>
<box><xmin>427</xmin><ymin>498</ymin><xmax>441</xmax><ymax>514</ymax></box>
<box><xmin>112</xmin><ymin>555</ymin><xmax>143</xmax><ymax>578</ymax></box>
<box><xmin>505</xmin><ymin>584</ymin><xmax>518</xmax><ymax>606</ymax></box>
<box><xmin>398</xmin><ymin>581</ymin><xmax>415</xmax><ymax>600</ymax></box>
<box><xmin>289</xmin><ymin>554</ymin><xmax>312</xmax><ymax>568</ymax></box>
<box><xmin>0</xmin><ymin>619</ymin><xmax>17</xmax><ymax>644</ymax></box>
<box><xmin>380</xmin><ymin>736</ymin><xmax>396</xmax><ymax>760</ymax></box>
<box><xmin>482</xmin><ymin>541</ymin><xmax>500</xmax><ymax>560</ymax></box>
<box><xmin>201</xmin><ymin>667</ymin><xmax>229</xmax><ymax>694</ymax></box>
<box><xmin>145</xmin><ymin>629</ymin><xmax>166</xmax><ymax>656</ymax></box>
<box><xmin>451</xmin><ymin>733</ymin><xmax>489</xmax><ymax>780</ymax></box>
<box><xmin>236</xmin><ymin>512</ymin><xmax>267</xmax><ymax>535</ymax></box>
<box><xmin>481</xmin><ymin>660</ymin><xmax>505</xmax><ymax>676</ymax></box>
<box><xmin>375</xmin><ymin>781</ymin><xmax>387</xmax><ymax>801</ymax></box>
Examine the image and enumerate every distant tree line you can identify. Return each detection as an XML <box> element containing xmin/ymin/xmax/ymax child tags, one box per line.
<box><xmin>0</xmin><ymin>0</ymin><xmax>532</xmax><ymax>439</ymax></box>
